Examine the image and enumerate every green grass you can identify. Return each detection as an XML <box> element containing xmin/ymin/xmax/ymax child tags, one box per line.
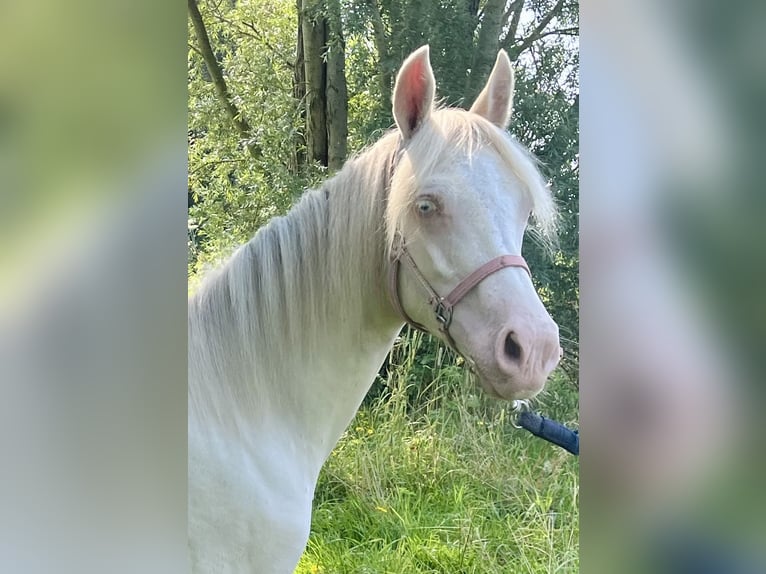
<box><xmin>295</xmin><ymin>333</ymin><xmax>579</xmax><ymax>574</ymax></box>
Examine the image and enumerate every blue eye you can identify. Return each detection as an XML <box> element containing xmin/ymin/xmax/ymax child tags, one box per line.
<box><xmin>415</xmin><ymin>198</ymin><xmax>437</xmax><ymax>216</ymax></box>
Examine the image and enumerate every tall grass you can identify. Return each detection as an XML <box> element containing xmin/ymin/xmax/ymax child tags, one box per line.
<box><xmin>295</xmin><ymin>331</ymin><xmax>579</xmax><ymax>573</ymax></box>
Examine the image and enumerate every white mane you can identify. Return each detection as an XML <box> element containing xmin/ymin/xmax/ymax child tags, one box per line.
<box><xmin>189</xmin><ymin>134</ymin><xmax>396</xmax><ymax>393</ymax></box>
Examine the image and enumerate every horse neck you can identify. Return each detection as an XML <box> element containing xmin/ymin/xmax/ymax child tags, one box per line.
<box><xmin>189</xmin><ymin>136</ymin><xmax>403</xmax><ymax>481</ymax></box>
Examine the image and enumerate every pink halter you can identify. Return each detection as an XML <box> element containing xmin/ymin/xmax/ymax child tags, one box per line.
<box><xmin>384</xmin><ymin>140</ymin><xmax>531</xmax><ymax>351</ymax></box>
<box><xmin>388</xmin><ymin>232</ymin><xmax>530</xmax><ymax>351</ymax></box>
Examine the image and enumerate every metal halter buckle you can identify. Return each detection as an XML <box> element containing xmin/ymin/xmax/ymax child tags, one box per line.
<box><xmin>434</xmin><ymin>300</ymin><xmax>452</xmax><ymax>328</ymax></box>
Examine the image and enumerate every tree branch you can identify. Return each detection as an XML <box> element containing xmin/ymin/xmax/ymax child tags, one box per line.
<box><xmin>190</xmin><ymin>158</ymin><xmax>248</xmax><ymax>176</ymax></box>
<box><xmin>504</xmin><ymin>0</ymin><xmax>525</xmax><ymax>46</ymax></box>
<box><xmin>507</xmin><ymin>0</ymin><xmax>568</xmax><ymax>57</ymax></box>
<box><xmin>534</xmin><ymin>26</ymin><xmax>578</xmax><ymax>41</ymax></box>
<box><xmin>187</xmin><ymin>0</ymin><xmax>261</xmax><ymax>159</ymax></box>
<box><xmin>201</xmin><ymin>0</ymin><xmax>295</xmax><ymax>71</ymax></box>
<box><xmin>188</xmin><ymin>42</ymin><xmax>204</xmax><ymax>58</ymax></box>
<box><xmin>242</xmin><ymin>21</ymin><xmax>295</xmax><ymax>69</ymax></box>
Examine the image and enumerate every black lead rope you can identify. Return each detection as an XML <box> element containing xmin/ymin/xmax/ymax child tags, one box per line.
<box><xmin>515</xmin><ymin>409</ymin><xmax>579</xmax><ymax>456</ymax></box>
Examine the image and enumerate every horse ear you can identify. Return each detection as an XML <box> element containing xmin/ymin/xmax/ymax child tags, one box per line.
<box><xmin>393</xmin><ymin>45</ymin><xmax>435</xmax><ymax>140</ymax></box>
<box><xmin>470</xmin><ymin>50</ymin><xmax>515</xmax><ymax>128</ymax></box>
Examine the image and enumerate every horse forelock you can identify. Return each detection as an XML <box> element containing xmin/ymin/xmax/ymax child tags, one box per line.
<box><xmin>385</xmin><ymin>108</ymin><xmax>558</xmax><ymax>252</ymax></box>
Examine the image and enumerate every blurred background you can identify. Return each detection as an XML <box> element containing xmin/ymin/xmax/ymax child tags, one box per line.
<box><xmin>0</xmin><ymin>1</ymin><xmax>189</xmax><ymax>573</ymax></box>
<box><xmin>581</xmin><ymin>0</ymin><xmax>766</xmax><ymax>571</ymax></box>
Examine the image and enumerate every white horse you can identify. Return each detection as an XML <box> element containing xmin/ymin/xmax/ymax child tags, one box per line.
<box><xmin>189</xmin><ymin>46</ymin><xmax>561</xmax><ymax>573</ymax></box>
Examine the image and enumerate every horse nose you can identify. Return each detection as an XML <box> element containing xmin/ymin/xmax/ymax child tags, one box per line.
<box><xmin>497</xmin><ymin>319</ymin><xmax>560</xmax><ymax>384</ymax></box>
<box><xmin>503</xmin><ymin>331</ymin><xmax>523</xmax><ymax>363</ymax></box>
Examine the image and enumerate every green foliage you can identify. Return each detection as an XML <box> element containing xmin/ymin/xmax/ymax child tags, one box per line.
<box><xmin>371</xmin><ymin>0</ymin><xmax>477</xmax><ymax>103</ymax></box>
<box><xmin>188</xmin><ymin>0</ymin><xmax>322</xmax><ymax>275</ymax></box>
<box><xmin>296</xmin><ymin>333</ymin><xmax>579</xmax><ymax>573</ymax></box>
<box><xmin>344</xmin><ymin>34</ymin><xmax>391</xmax><ymax>152</ymax></box>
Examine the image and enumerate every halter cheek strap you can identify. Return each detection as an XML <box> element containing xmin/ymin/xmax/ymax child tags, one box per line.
<box><xmin>384</xmin><ymin>139</ymin><xmax>530</xmax><ymax>350</ymax></box>
<box><xmin>388</xmin><ymin>232</ymin><xmax>530</xmax><ymax>351</ymax></box>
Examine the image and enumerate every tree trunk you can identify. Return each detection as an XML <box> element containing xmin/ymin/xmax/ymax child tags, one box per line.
<box><xmin>297</xmin><ymin>0</ymin><xmax>348</xmax><ymax>170</ymax></box>
<box><xmin>465</xmin><ymin>0</ymin><xmax>505</xmax><ymax>103</ymax></box>
<box><xmin>293</xmin><ymin>0</ymin><xmax>307</xmax><ymax>170</ymax></box>
<box><xmin>325</xmin><ymin>0</ymin><xmax>347</xmax><ymax>170</ymax></box>
<box><xmin>301</xmin><ymin>0</ymin><xmax>329</xmax><ymax>166</ymax></box>
<box><xmin>505</xmin><ymin>0</ymin><xmax>525</xmax><ymax>48</ymax></box>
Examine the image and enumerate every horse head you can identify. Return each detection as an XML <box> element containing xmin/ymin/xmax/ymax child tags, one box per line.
<box><xmin>387</xmin><ymin>46</ymin><xmax>561</xmax><ymax>400</ymax></box>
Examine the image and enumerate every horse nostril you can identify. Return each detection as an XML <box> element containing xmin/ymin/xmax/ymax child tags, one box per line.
<box><xmin>504</xmin><ymin>331</ymin><xmax>522</xmax><ymax>363</ymax></box>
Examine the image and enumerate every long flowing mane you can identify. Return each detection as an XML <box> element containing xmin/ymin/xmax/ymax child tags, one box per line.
<box><xmin>188</xmin><ymin>132</ymin><xmax>400</xmax><ymax>418</ymax></box>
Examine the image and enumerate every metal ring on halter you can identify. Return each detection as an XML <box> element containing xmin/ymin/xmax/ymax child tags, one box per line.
<box><xmin>434</xmin><ymin>300</ymin><xmax>452</xmax><ymax>328</ymax></box>
<box><xmin>510</xmin><ymin>399</ymin><xmax>531</xmax><ymax>429</ymax></box>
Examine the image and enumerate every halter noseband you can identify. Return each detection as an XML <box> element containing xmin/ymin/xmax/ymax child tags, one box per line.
<box><xmin>384</xmin><ymin>138</ymin><xmax>531</xmax><ymax>352</ymax></box>
<box><xmin>387</xmin><ymin>234</ymin><xmax>530</xmax><ymax>352</ymax></box>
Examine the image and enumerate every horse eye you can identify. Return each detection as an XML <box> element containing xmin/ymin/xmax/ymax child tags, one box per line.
<box><xmin>415</xmin><ymin>198</ymin><xmax>437</xmax><ymax>216</ymax></box>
